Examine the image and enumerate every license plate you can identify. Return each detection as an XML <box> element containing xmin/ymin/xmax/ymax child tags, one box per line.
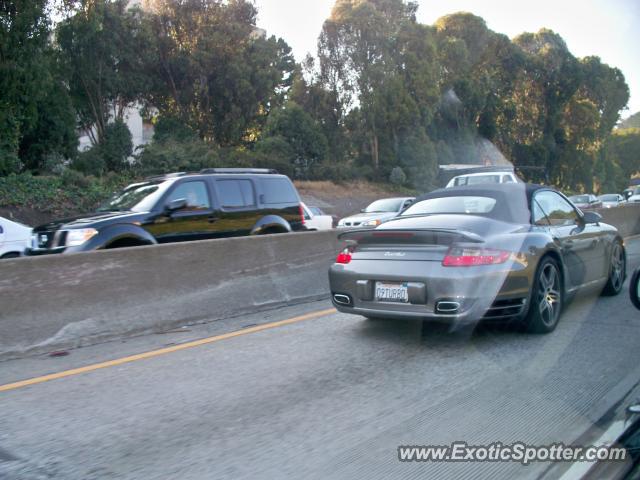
<box><xmin>375</xmin><ymin>282</ymin><xmax>409</xmax><ymax>303</ymax></box>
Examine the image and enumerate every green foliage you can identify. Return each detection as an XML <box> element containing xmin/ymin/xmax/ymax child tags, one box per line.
<box><xmin>0</xmin><ymin>172</ymin><xmax>134</xmax><ymax>216</ymax></box>
<box><xmin>101</xmin><ymin>121</ymin><xmax>133</xmax><ymax>172</ymax></box>
<box><xmin>1</xmin><ymin>0</ymin><xmax>77</xmax><ymax>173</ymax></box>
<box><xmin>260</xmin><ymin>103</ymin><xmax>329</xmax><ymax>177</ymax></box>
<box><xmin>143</xmin><ymin>0</ymin><xmax>295</xmax><ymax>145</ymax></box>
<box><xmin>135</xmin><ymin>138</ymin><xmax>220</xmax><ymax>176</ymax></box>
<box><xmin>619</xmin><ymin>112</ymin><xmax>640</xmax><ymax>129</ymax></box>
<box><xmin>389</xmin><ymin>166</ymin><xmax>407</xmax><ymax>185</ymax></box>
<box><xmin>56</xmin><ymin>0</ymin><xmax>152</xmax><ymax>145</ymax></box>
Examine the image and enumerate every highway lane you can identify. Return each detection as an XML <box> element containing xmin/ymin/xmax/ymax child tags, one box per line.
<box><xmin>1</xmin><ymin>238</ymin><xmax>639</xmax><ymax>480</ymax></box>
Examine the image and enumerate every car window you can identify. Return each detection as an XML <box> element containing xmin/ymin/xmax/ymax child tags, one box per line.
<box><xmin>166</xmin><ymin>181</ymin><xmax>211</xmax><ymax>211</ymax></box>
<box><xmin>260</xmin><ymin>177</ymin><xmax>298</xmax><ymax>204</ymax></box>
<box><xmin>402</xmin><ymin>196</ymin><xmax>497</xmax><ymax>216</ymax></box>
<box><xmin>309</xmin><ymin>206</ymin><xmax>323</xmax><ymax>216</ymax></box>
<box><xmin>364</xmin><ymin>199</ymin><xmax>404</xmax><ymax>213</ymax></box>
<box><xmin>215</xmin><ymin>179</ymin><xmax>255</xmax><ymax>208</ymax></box>
<box><xmin>502</xmin><ymin>175</ymin><xmax>515</xmax><ymax>183</ymax></box>
<box><xmin>466</xmin><ymin>175</ymin><xmax>501</xmax><ymax>185</ymax></box>
<box><xmin>532</xmin><ymin>200</ymin><xmax>550</xmax><ymax>226</ymax></box>
<box><xmin>535</xmin><ymin>191</ymin><xmax>579</xmax><ymax>226</ymax></box>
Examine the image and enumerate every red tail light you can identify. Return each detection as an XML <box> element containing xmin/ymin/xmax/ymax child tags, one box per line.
<box><xmin>335</xmin><ymin>248</ymin><xmax>352</xmax><ymax>264</ymax></box>
<box><xmin>442</xmin><ymin>247</ymin><xmax>511</xmax><ymax>267</ymax></box>
<box><xmin>299</xmin><ymin>204</ymin><xmax>305</xmax><ymax>225</ymax></box>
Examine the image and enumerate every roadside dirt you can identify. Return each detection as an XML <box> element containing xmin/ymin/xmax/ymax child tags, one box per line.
<box><xmin>295</xmin><ymin>180</ymin><xmax>410</xmax><ymax>219</ymax></box>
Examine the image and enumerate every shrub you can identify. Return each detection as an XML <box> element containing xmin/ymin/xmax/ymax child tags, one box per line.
<box><xmin>101</xmin><ymin>121</ymin><xmax>133</xmax><ymax>172</ymax></box>
<box><xmin>389</xmin><ymin>166</ymin><xmax>407</xmax><ymax>185</ymax></box>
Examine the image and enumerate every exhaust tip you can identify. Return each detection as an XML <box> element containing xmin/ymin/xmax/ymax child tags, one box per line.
<box><xmin>436</xmin><ymin>300</ymin><xmax>461</xmax><ymax>314</ymax></box>
<box><xmin>333</xmin><ymin>294</ymin><xmax>352</xmax><ymax>306</ymax></box>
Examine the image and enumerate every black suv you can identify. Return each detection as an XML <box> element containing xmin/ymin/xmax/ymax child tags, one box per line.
<box><xmin>28</xmin><ymin>169</ymin><xmax>306</xmax><ymax>255</ymax></box>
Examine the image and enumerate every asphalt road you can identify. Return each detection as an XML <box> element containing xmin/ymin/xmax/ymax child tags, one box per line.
<box><xmin>1</xmin><ymin>238</ymin><xmax>639</xmax><ymax>480</ymax></box>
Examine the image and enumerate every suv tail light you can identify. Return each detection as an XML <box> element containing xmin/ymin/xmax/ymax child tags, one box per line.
<box><xmin>299</xmin><ymin>204</ymin><xmax>305</xmax><ymax>225</ymax></box>
<box><xmin>442</xmin><ymin>247</ymin><xmax>511</xmax><ymax>267</ymax></box>
<box><xmin>335</xmin><ymin>248</ymin><xmax>352</xmax><ymax>264</ymax></box>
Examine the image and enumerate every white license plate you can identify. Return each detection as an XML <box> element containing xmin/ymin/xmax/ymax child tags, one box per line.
<box><xmin>375</xmin><ymin>282</ymin><xmax>409</xmax><ymax>303</ymax></box>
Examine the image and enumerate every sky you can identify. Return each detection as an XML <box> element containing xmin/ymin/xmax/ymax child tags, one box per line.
<box><xmin>254</xmin><ymin>0</ymin><xmax>640</xmax><ymax>118</ymax></box>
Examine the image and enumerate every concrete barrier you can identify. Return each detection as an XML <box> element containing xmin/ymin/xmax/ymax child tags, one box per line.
<box><xmin>1</xmin><ymin>203</ymin><xmax>639</xmax><ymax>360</ymax></box>
<box><xmin>0</xmin><ymin>231</ymin><xmax>342</xmax><ymax>360</ymax></box>
<box><xmin>596</xmin><ymin>203</ymin><xmax>640</xmax><ymax>238</ymax></box>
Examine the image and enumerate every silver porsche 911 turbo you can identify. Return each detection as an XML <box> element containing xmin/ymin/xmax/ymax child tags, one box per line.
<box><xmin>328</xmin><ymin>184</ymin><xmax>626</xmax><ymax>333</ymax></box>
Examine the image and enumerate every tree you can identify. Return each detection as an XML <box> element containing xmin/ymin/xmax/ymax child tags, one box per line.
<box><xmin>1</xmin><ymin>0</ymin><xmax>77</xmax><ymax>173</ymax></box>
<box><xmin>258</xmin><ymin>102</ymin><xmax>329</xmax><ymax>177</ymax></box>
<box><xmin>619</xmin><ymin>112</ymin><xmax>640</xmax><ymax>129</ymax></box>
<box><xmin>144</xmin><ymin>0</ymin><xmax>295</xmax><ymax>146</ymax></box>
<box><xmin>318</xmin><ymin>0</ymin><xmax>440</xmax><ymax>176</ymax></box>
<box><xmin>56</xmin><ymin>0</ymin><xmax>152</xmax><ymax>146</ymax></box>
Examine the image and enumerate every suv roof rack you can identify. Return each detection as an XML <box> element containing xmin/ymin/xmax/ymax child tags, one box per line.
<box><xmin>145</xmin><ymin>172</ymin><xmax>188</xmax><ymax>181</ymax></box>
<box><xmin>199</xmin><ymin>168</ymin><xmax>279</xmax><ymax>175</ymax></box>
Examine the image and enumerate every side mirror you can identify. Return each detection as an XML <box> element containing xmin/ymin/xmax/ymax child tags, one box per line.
<box><xmin>631</xmin><ymin>267</ymin><xmax>640</xmax><ymax>310</ymax></box>
<box><xmin>582</xmin><ymin>211</ymin><xmax>602</xmax><ymax>224</ymax></box>
<box><xmin>166</xmin><ymin>198</ymin><xmax>187</xmax><ymax>212</ymax></box>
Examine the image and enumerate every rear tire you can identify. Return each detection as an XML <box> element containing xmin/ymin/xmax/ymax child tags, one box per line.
<box><xmin>522</xmin><ymin>257</ymin><xmax>563</xmax><ymax>334</ymax></box>
<box><xmin>601</xmin><ymin>241</ymin><xmax>626</xmax><ymax>296</ymax></box>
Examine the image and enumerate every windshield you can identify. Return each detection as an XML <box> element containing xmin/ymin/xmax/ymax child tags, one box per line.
<box><xmin>569</xmin><ymin>195</ymin><xmax>589</xmax><ymax>203</ymax></box>
<box><xmin>363</xmin><ymin>198</ymin><xmax>404</xmax><ymax>213</ymax></box>
<box><xmin>402</xmin><ymin>196</ymin><xmax>498</xmax><ymax>216</ymax></box>
<box><xmin>97</xmin><ymin>181</ymin><xmax>168</xmax><ymax>212</ymax></box>
<box><xmin>599</xmin><ymin>194</ymin><xmax>619</xmax><ymax>202</ymax></box>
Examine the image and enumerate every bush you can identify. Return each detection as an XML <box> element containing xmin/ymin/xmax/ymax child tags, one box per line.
<box><xmin>389</xmin><ymin>166</ymin><xmax>407</xmax><ymax>185</ymax></box>
<box><xmin>71</xmin><ymin>147</ymin><xmax>106</xmax><ymax>176</ymax></box>
<box><xmin>135</xmin><ymin>138</ymin><xmax>220</xmax><ymax>175</ymax></box>
<box><xmin>0</xmin><ymin>172</ymin><xmax>135</xmax><ymax>217</ymax></box>
<box><xmin>101</xmin><ymin>121</ymin><xmax>133</xmax><ymax>172</ymax></box>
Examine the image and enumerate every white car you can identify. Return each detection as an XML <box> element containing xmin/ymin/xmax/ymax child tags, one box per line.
<box><xmin>598</xmin><ymin>194</ymin><xmax>626</xmax><ymax>208</ymax></box>
<box><xmin>301</xmin><ymin>203</ymin><xmax>333</xmax><ymax>231</ymax></box>
<box><xmin>446</xmin><ymin>171</ymin><xmax>521</xmax><ymax>188</ymax></box>
<box><xmin>0</xmin><ymin>216</ymin><xmax>32</xmax><ymax>259</ymax></box>
<box><xmin>627</xmin><ymin>187</ymin><xmax>640</xmax><ymax>204</ymax></box>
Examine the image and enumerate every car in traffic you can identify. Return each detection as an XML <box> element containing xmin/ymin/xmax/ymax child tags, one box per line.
<box><xmin>568</xmin><ymin>194</ymin><xmax>603</xmax><ymax>210</ymax></box>
<box><xmin>27</xmin><ymin>169</ymin><xmax>306</xmax><ymax>255</ymax></box>
<box><xmin>337</xmin><ymin>197</ymin><xmax>415</xmax><ymax>229</ymax></box>
<box><xmin>0</xmin><ymin>216</ymin><xmax>32</xmax><ymax>259</ymax></box>
<box><xmin>329</xmin><ymin>183</ymin><xmax>626</xmax><ymax>334</ymax></box>
<box><xmin>445</xmin><ymin>170</ymin><xmax>521</xmax><ymax>188</ymax></box>
<box><xmin>598</xmin><ymin>193</ymin><xmax>626</xmax><ymax>208</ymax></box>
<box><xmin>301</xmin><ymin>202</ymin><xmax>333</xmax><ymax>231</ymax></box>
<box><xmin>627</xmin><ymin>186</ymin><xmax>640</xmax><ymax>204</ymax></box>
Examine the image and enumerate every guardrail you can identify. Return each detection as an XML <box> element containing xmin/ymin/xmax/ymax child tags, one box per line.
<box><xmin>0</xmin><ymin>204</ymin><xmax>638</xmax><ymax>360</ymax></box>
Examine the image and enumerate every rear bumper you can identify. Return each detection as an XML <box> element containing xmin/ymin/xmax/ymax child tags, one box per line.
<box><xmin>328</xmin><ymin>258</ymin><xmax>534</xmax><ymax>324</ymax></box>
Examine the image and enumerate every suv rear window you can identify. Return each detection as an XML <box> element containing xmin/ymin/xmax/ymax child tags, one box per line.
<box><xmin>215</xmin><ymin>179</ymin><xmax>255</xmax><ymax>208</ymax></box>
<box><xmin>260</xmin><ymin>177</ymin><xmax>298</xmax><ymax>204</ymax></box>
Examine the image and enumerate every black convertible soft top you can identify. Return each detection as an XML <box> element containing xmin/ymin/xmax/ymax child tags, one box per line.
<box><xmin>412</xmin><ymin>183</ymin><xmax>550</xmax><ymax>224</ymax></box>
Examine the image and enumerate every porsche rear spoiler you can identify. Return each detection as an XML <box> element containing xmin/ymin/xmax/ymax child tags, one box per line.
<box><xmin>337</xmin><ymin>228</ymin><xmax>484</xmax><ymax>245</ymax></box>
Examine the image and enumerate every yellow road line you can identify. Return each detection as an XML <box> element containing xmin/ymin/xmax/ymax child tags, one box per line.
<box><xmin>0</xmin><ymin>308</ymin><xmax>336</xmax><ymax>393</ymax></box>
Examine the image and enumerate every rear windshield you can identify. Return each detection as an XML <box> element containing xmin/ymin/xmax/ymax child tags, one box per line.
<box><xmin>454</xmin><ymin>175</ymin><xmax>501</xmax><ymax>186</ymax></box>
<box><xmin>260</xmin><ymin>177</ymin><xmax>299</xmax><ymax>205</ymax></box>
<box><xmin>364</xmin><ymin>199</ymin><xmax>404</xmax><ymax>213</ymax></box>
<box><xmin>402</xmin><ymin>196</ymin><xmax>498</xmax><ymax>216</ymax></box>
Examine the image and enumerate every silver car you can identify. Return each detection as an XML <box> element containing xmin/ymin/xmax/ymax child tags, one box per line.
<box><xmin>329</xmin><ymin>184</ymin><xmax>626</xmax><ymax>334</ymax></box>
<box><xmin>337</xmin><ymin>197</ymin><xmax>415</xmax><ymax>229</ymax></box>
